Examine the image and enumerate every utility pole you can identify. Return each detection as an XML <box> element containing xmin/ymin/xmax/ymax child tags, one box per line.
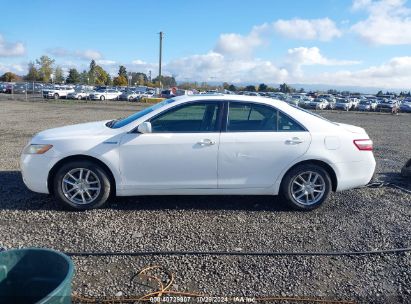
<box><xmin>158</xmin><ymin>31</ymin><xmax>163</xmax><ymax>89</ymax></box>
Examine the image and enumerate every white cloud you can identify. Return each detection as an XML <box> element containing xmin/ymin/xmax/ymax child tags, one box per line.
<box><xmin>301</xmin><ymin>56</ymin><xmax>411</xmax><ymax>88</ymax></box>
<box><xmin>131</xmin><ymin>59</ymin><xmax>147</xmax><ymax>65</ymax></box>
<box><xmin>0</xmin><ymin>62</ymin><xmax>25</xmax><ymax>74</ymax></box>
<box><xmin>47</xmin><ymin>48</ymin><xmax>102</xmax><ymax>60</ymax></box>
<box><xmin>351</xmin><ymin>0</ymin><xmax>411</xmax><ymax>44</ymax></box>
<box><xmin>214</xmin><ymin>24</ymin><xmax>269</xmax><ymax>58</ymax></box>
<box><xmin>273</xmin><ymin>18</ymin><xmax>342</xmax><ymax>41</ymax></box>
<box><xmin>285</xmin><ymin>47</ymin><xmax>361</xmax><ymax>77</ymax></box>
<box><xmin>286</xmin><ymin>47</ymin><xmax>361</xmax><ymax>66</ymax></box>
<box><xmin>0</xmin><ymin>35</ymin><xmax>25</xmax><ymax>57</ymax></box>
<box><xmin>96</xmin><ymin>59</ymin><xmax>116</xmax><ymax>65</ymax></box>
<box><xmin>166</xmin><ymin>51</ymin><xmax>288</xmax><ymax>83</ymax></box>
<box><xmin>213</xmin><ymin>19</ymin><xmax>341</xmax><ymax>59</ymax></box>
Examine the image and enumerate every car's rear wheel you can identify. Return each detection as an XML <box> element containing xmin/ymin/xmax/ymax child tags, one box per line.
<box><xmin>54</xmin><ymin>93</ymin><xmax>59</xmax><ymax>100</ymax></box>
<box><xmin>100</xmin><ymin>95</ymin><xmax>105</xmax><ymax>101</ymax></box>
<box><xmin>281</xmin><ymin>164</ymin><xmax>331</xmax><ymax>210</ymax></box>
<box><xmin>53</xmin><ymin>161</ymin><xmax>111</xmax><ymax>210</ymax></box>
<box><xmin>77</xmin><ymin>95</ymin><xmax>82</xmax><ymax>100</ymax></box>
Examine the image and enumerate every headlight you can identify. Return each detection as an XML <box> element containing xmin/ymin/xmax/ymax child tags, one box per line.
<box><xmin>23</xmin><ymin>144</ymin><xmax>53</xmax><ymax>154</ymax></box>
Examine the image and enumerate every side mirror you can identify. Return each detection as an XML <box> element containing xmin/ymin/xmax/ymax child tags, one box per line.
<box><xmin>137</xmin><ymin>122</ymin><xmax>152</xmax><ymax>134</ymax></box>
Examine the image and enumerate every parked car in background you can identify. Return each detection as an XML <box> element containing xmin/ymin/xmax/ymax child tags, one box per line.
<box><xmin>305</xmin><ymin>98</ymin><xmax>329</xmax><ymax>110</ymax></box>
<box><xmin>89</xmin><ymin>89</ymin><xmax>121</xmax><ymax>101</ymax></box>
<box><xmin>21</xmin><ymin>94</ymin><xmax>376</xmax><ymax>211</ymax></box>
<box><xmin>13</xmin><ymin>83</ymin><xmax>28</xmax><ymax>94</ymax></box>
<box><xmin>3</xmin><ymin>83</ymin><xmax>13</xmax><ymax>94</ymax></box>
<box><xmin>376</xmin><ymin>99</ymin><xmax>398</xmax><ymax>112</ymax></box>
<box><xmin>42</xmin><ymin>86</ymin><xmax>75</xmax><ymax>99</ymax></box>
<box><xmin>141</xmin><ymin>90</ymin><xmax>155</xmax><ymax>98</ymax></box>
<box><xmin>67</xmin><ymin>89</ymin><xmax>92</xmax><ymax>100</ymax></box>
<box><xmin>120</xmin><ymin>90</ymin><xmax>143</xmax><ymax>101</ymax></box>
<box><xmin>349</xmin><ymin>98</ymin><xmax>360</xmax><ymax>110</ymax></box>
<box><xmin>290</xmin><ymin>94</ymin><xmax>306</xmax><ymax>106</ymax></box>
<box><xmin>358</xmin><ymin>100</ymin><xmax>377</xmax><ymax>111</ymax></box>
<box><xmin>399</xmin><ymin>101</ymin><xmax>411</xmax><ymax>113</ymax></box>
<box><xmin>334</xmin><ymin>98</ymin><xmax>352</xmax><ymax>111</ymax></box>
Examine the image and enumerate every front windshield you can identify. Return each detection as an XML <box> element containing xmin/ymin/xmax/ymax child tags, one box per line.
<box><xmin>110</xmin><ymin>98</ymin><xmax>176</xmax><ymax>128</ymax></box>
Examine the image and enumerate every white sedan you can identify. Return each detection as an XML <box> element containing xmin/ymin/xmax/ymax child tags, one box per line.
<box><xmin>21</xmin><ymin>95</ymin><xmax>376</xmax><ymax>211</ymax></box>
<box><xmin>89</xmin><ymin>89</ymin><xmax>121</xmax><ymax>101</ymax></box>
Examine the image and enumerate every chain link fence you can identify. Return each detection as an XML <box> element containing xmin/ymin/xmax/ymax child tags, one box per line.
<box><xmin>0</xmin><ymin>81</ymin><xmax>55</xmax><ymax>101</ymax></box>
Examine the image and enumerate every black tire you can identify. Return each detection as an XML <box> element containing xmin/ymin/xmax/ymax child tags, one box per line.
<box><xmin>54</xmin><ymin>93</ymin><xmax>59</xmax><ymax>100</ymax></box>
<box><xmin>100</xmin><ymin>95</ymin><xmax>105</xmax><ymax>101</ymax></box>
<box><xmin>77</xmin><ymin>96</ymin><xmax>82</xmax><ymax>100</ymax></box>
<box><xmin>53</xmin><ymin>160</ymin><xmax>111</xmax><ymax>210</ymax></box>
<box><xmin>280</xmin><ymin>164</ymin><xmax>332</xmax><ymax>211</ymax></box>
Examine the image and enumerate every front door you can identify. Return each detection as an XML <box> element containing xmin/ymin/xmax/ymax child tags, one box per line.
<box><xmin>118</xmin><ymin>101</ymin><xmax>222</xmax><ymax>190</ymax></box>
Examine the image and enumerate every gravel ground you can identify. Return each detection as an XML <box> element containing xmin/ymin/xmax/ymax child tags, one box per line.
<box><xmin>0</xmin><ymin>98</ymin><xmax>410</xmax><ymax>303</ymax></box>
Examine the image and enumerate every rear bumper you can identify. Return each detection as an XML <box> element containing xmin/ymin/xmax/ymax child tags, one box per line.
<box><xmin>334</xmin><ymin>156</ymin><xmax>376</xmax><ymax>191</ymax></box>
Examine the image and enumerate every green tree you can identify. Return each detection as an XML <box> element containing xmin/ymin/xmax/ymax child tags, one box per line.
<box><xmin>94</xmin><ymin>65</ymin><xmax>110</xmax><ymax>85</ymax></box>
<box><xmin>66</xmin><ymin>68</ymin><xmax>81</xmax><ymax>84</ymax></box>
<box><xmin>258</xmin><ymin>83</ymin><xmax>268</xmax><ymax>92</ymax></box>
<box><xmin>113</xmin><ymin>75</ymin><xmax>128</xmax><ymax>86</ymax></box>
<box><xmin>25</xmin><ymin>62</ymin><xmax>40</xmax><ymax>81</ymax></box>
<box><xmin>130</xmin><ymin>72</ymin><xmax>148</xmax><ymax>85</ymax></box>
<box><xmin>279</xmin><ymin>83</ymin><xmax>293</xmax><ymax>93</ymax></box>
<box><xmin>0</xmin><ymin>72</ymin><xmax>21</xmax><ymax>82</ymax></box>
<box><xmin>88</xmin><ymin>59</ymin><xmax>97</xmax><ymax>84</ymax></box>
<box><xmin>36</xmin><ymin>55</ymin><xmax>55</xmax><ymax>82</ymax></box>
<box><xmin>118</xmin><ymin>65</ymin><xmax>127</xmax><ymax>78</ymax></box>
<box><xmin>79</xmin><ymin>70</ymin><xmax>89</xmax><ymax>84</ymax></box>
<box><xmin>152</xmin><ymin>75</ymin><xmax>177</xmax><ymax>87</ymax></box>
<box><xmin>228</xmin><ymin>84</ymin><xmax>237</xmax><ymax>91</ymax></box>
<box><xmin>54</xmin><ymin>66</ymin><xmax>64</xmax><ymax>83</ymax></box>
<box><xmin>244</xmin><ymin>85</ymin><xmax>256</xmax><ymax>92</ymax></box>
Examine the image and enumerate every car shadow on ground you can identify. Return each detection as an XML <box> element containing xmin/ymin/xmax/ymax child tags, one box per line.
<box><xmin>0</xmin><ymin>171</ymin><xmax>290</xmax><ymax>212</ymax></box>
<box><xmin>375</xmin><ymin>172</ymin><xmax>411</xmax><ymax>190</ymax></box>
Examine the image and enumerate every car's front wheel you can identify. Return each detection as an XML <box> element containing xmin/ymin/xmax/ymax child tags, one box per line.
<box><xmin>53</xmin><ymin>161</ymin><xmax>111</xmax><ymax>210</ymax></box>
<box><xmin>100</xmin><ymin>95</ymin><xmax>105</xmax><ymax>101</ymax></box>
<box><xmin>280</xmin><ymin>164</ymin><xmax>331</xmax><ymax>210</ymax></box>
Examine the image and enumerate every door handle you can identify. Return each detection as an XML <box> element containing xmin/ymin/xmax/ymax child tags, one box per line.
<box><xmin>285</xmin><ymin>137</ymin><xmax>304</xmax><ymax>145</ymax></box>
<box><xmin>197</xmin><ymin>139</ymin><xmax>216</xmax><ymax>146</ymax></box>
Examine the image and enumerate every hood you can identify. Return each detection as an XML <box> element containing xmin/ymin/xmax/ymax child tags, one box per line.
<box><xmin>34</xmin><ymin>120</ymin><xmax>111</xmax><ymax>140</ymax></box>
<box><xmin>335</xmin><ymin>123</ymin><xmax>367</xmax><ymax>135</ymax></box>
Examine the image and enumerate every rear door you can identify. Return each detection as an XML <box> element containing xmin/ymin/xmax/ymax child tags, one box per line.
<box><xmin>218</xmin><ymin>101</ymin><xmax>311</xmax><ymax>188</ymax></box>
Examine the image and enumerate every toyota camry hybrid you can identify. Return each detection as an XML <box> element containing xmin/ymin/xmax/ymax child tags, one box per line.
<box><xmin>21</xmin><ymin>95</ymin><xmax>376</xmax><ymax>211</ymax></box>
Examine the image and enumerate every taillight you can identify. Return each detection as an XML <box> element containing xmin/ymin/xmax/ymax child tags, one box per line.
<box><xmin>353</xmin><ymin>139</ymin><xmax>373</xmax><ymax>151</ymax></box>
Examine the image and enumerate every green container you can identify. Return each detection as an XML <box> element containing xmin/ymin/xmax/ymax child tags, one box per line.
<box><xmin>0</xmin><ymin>248</ymin><xmax>74</xmax><ymax>304</ymax></box>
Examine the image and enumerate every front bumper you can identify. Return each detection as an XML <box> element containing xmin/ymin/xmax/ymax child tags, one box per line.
<box><xmin>20</xmin><ymin>154</ymin><xmax>58</xmax><ymax>194</ymax></box>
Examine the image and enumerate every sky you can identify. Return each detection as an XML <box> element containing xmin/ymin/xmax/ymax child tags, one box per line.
<box><xmin>1</xmin><ymin>0</ymin><xmax>411</xmax><ymax>89</ymax></box>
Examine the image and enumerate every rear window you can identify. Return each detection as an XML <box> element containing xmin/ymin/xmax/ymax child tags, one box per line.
<box><xmin>227</xmin><ymin>102</ymin><xmax>305</xmax><ymax>132</ymax></box>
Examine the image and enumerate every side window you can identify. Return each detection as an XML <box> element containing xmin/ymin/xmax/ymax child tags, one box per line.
<box><xmin>278</xmin><ymin>111</ymin><xmax>305</xmax><ymax>131</ymax></box>
<box><xmin>227</xmin><ymin>103</ymin><xmax>277</xmax><ymax>132</ymax></box>
<box><xmin>150</xmin><ymin>102</ymin><xmax>220</xmax><ymax>133</ymax></box>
